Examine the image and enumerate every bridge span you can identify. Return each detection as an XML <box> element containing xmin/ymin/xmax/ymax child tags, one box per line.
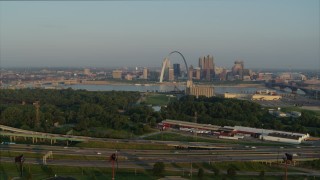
<box><xmin>266</xmin><ymin>82</ymin><xmax>320</xmax><ymax>98</ymax></box>
<box><xmin>0</xmin><ymin>124</ymin><xmax>87</xmax><ymax>145</ymax></box>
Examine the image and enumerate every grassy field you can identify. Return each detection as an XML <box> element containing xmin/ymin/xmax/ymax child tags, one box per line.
<box><xmin>299</xmin><ymin>159</ymin><xmax>320</xmax><ymax>170</ymax></box>
<box><xmin>281</xmin><ymin>106</ymin><xmax>320</xmax><ymax>115</ymax></box>
<box><xmin>167</xmin><ymin>161</ymin><xmax>282</xmax><ymax>172</ymax></box>
<box><xmin>144</xmin><ymin>93</ymin><xmax>172</xmax><ymax>106</ymax></box>
<box><xmin>144</xmin><ymin>132</ymin><xmax>292</xmax><ymax>147</ymax></box>
<box><xmin>0</xmin><ymin>162</ymin><xmax>154</xmax><ymax>180</ymax></box>
<box><xmin>0</xmin><ymin>161</ymin><xmax>314</xmax><ymax>180</ymax></box>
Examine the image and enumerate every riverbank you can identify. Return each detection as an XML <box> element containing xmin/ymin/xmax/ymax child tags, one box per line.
<box><xmin>81</xmin><ymin>80</ymin><xmax>265</xmax><ymax>88</ymax></box>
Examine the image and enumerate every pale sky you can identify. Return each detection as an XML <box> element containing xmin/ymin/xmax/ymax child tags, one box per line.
<box><xmin>0</xmin><ymin>0</ymin><xmax>319</xmax><ymax>69</ymax></box>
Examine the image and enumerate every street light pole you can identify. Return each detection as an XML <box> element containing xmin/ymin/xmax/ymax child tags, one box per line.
<box><xmin>190</xmin><ymin>161</ymin><xmax>192</xmax><ymax>179</ymax></box>
<box><xmin>261</xmin><ymin>124</ymin><xmax>264</xmax><ymax>141</ymax></box>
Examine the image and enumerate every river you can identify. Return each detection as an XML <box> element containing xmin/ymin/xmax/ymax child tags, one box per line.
<box><xmin>46</xmin><ymin>83</ymin><xmax>304</xmax><ymax>95</ymax></box>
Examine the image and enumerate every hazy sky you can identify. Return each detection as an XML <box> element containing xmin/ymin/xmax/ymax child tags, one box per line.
<box><xmin>0</xmin><ymin>0</ymin><xmax>319</xmax><ymax>69</ymax></box>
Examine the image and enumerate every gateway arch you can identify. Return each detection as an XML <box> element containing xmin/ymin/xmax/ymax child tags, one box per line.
<box><xmin>159</xmin><ymin>51</ymin><xmax>189</xmax><ymax>83</ymax></box>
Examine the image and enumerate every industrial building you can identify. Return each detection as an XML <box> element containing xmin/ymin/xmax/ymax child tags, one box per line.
<box><xmin>224</xmin><ymin>92</ymin><xmax>249</xmax><ymax>99</ymax></box>
<box><xmin>160</xmin><ymin>119</ymin><xmax>309</xmax><ymax>144</ymax></box>
<box><xmin>185</xmin><ymin>80</ymin><xmax>215</xmax><ymax>98</ymax></box>
<box><xmin>261</xmin><ymin>132</ymin><xmax>309</xmax><ymax>144</ymax></box>
<box><xmin>251</xmin><ymin>94</ymin><xmax>282</xmax><ymax>100</ymax></box>
<box><xmin>161</xmin><ymin>119</ymin><xmax>220</xmax><ymax>132</ymax></box>
<box><xmin>223</xmin><ymin>125</ymin><xmax>309</xmax><ymax>144</ymax></box>
<box><xmin>251</xmin><ymin>89</ymin><xmax>282</xmax><ymax>100</ymax></box>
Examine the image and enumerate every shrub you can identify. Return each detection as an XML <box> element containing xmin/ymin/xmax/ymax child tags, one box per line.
<box><xmin>212</xmin><ymin>165</ymin><xmax>220</xmax><ymax>176</ymax></box>
<box><xmin>227</xmin><ymin>167</ymin><xmax>237</xmax><ymax>176</ymax></box>
<box><xmin>153</xmin><ymin>162</ymin><xmax>165</xmax><ymax>176</ymax></box>
<box><xmin>197</xmin><ymin>168</ymin><xmax>204</xmax><ymax>179</ymax></box>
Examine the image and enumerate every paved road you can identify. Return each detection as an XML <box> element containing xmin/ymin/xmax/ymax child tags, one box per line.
<box><xmin>1</xmin><ymin>144</ymin><xmax>320</xmax><ymax>168</ymax></box>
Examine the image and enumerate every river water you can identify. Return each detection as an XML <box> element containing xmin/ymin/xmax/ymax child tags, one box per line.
<box><xmin>54</xmin><ymin>84</ymin><xmax>299</xmax><ymax>95</ymax></box>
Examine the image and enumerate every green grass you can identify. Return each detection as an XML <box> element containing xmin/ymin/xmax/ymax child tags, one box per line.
<box><xmin>144</xmin><ymin>132</ymin><xmax>292</xmax><ymax>147</ymax></box>
<box><xmin>166</xmin><ymin>161</ymin><xmax>282</xmax><ymax>172</ymax></box>
<box><xmin>144</xmin><ymin>93</ymin><xmax>172</xmax><ymax>106</ymax></box>
<box><xmin>299</xmin><ymin>159</ymin><xmax>320</xmax><ymax>170</ymax></box>
<box><xmin>75</xmin><ymin>141</ymin><xmax>174</xmax><ymax>150</ymax></box>
<box><xmin>0</xmin><ymin>162</ymin><xmax>313</xmax><ymax>180</ymax></box>
<box><xmin>0</xmin><ymin>162</ymin><xmax>154</xmax><ymax>180</ymax></box>
<box><xmin>282</xmin><ymin>106</ymin><xmax>320</xmax><ymax>115</ymax></box>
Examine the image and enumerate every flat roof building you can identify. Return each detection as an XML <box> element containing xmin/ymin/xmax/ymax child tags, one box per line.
<box><xmin>112</xmin><ymin>70</ymin><xmax>122</xmax><ymax>79</ymax></box>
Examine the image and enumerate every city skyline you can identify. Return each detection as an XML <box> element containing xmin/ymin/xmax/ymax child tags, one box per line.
<box><xmin>0</xmin><ymin>1</ymin><xmax>319</xmax><ymax>69</ymax></box>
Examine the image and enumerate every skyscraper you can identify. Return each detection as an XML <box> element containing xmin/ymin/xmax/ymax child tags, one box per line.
<box><xmin>198</xmin><ymin>55</ymin><xmax>215</xmax><ymax>81</ymax></box>
<box><xmin>232</xmin><ymin>61</ymin><xmax>244</xmax><ymax>80</ymax></box>
<box><xmin>188</xmin><ymin>65</ymin><xmax>194</xmax><ymax>80</ymax></box>
<box><xmin>143</xmin><ymin>68</ymin><xmax>148</xmax><ymax>80</ymax></box>
<box><xmin>169</xmin><ymin>68</ymin><xmax>174</xmax><ymax>81</ymax></box>
<box><xmin>195</xmin><ymin>67</ymin><xmax>201</xmax><ymax>80</ymax></box>
<box><xmin>173</xmin><ymin>63</ymin><xmax>181</xmax><ymax>79</ymax></box>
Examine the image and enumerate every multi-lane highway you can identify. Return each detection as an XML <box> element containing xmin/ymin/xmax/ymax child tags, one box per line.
<box><xmin>1</xmin><ymin>124</ymin><xmax>320</xmax><ymax>177</ymax></box>
<box><xmin>1</xmin><ymin>144</ymin><xmax>319</xmax><ymax>169</ymax></box>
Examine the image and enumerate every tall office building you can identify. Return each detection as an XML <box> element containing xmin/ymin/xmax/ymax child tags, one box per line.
<box><xmin>173</xmin><ymin>64</ymin><xmax>181</xmax><ymax>79</ymax></box>
<box><xmin>143</xmin><ymin>68</ymin><xmax>148</xmax><ymax>80</ymax></box>
<box><xmin>169</xmin><ymin>68</ymin><xmax>174</xmax><ymax>81</ymax></box>
<box><xmin>198</xmin><ymin>55</ymin><xmax>215</xmax><ymax>81</ymax></box>
<box><xmin>195</xmin><ymin>67</ymin><xmax>201</xmax><ymax>80</ymax></box>
<box><xmin>83</xmin><ymin>68</ymin><xmax>91</xmax><ymax>75</ymax></box>
<box><xmin>188</xmin><ymin>65</ymin><xmax>194</xmax><ymax>80</ymax></box>
<box><xmin>232</xmin><ymin>61</ymin><xmax>244</xmax><ymax>80</ymax></box>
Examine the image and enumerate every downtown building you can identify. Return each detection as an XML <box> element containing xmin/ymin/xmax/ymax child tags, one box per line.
<box><xmin>112</xmin><ymin>70</ymin><xmax>122</xmax><ymax>79</ymax></box>
<box><xmin>142</xmin><ymin>68</ymin><xmax>148</xmax><ymax>80</ymax></box>
<box><xmin>199</xmin><ymin>55</ymin><xmax>215</xmax><ymax>81</ymax></box>
<box><xmin>173</xmin><ymin>64</ymin><xmax>181</xmax><ymax>79</ymax></box>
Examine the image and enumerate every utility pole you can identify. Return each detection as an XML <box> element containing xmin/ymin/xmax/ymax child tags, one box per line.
<box><xmin>284</xmin><ymin>153</ymin><xmax>293</xmax><ymax>180</ymax></box>
<box><xmin>33</xmin><ymin>101</ymin><xmax>40</xmax><ymax>128</ymax></box>
<box><xmin>190</xmin><ymin>161</ymin><xmax>192</xmax><ymax>179</ymax></box>
<box><xmin>15</xmin><ymin>155</ymin><xmax>25</xmax><ymax>177</ymax></box>
<box><xmin>194</xmin><ymin>112</ymin><xmax>198</xmax><ymax>142</ymax></box>
<box><xmin>110</xmin><ymin>152</ymin><xmax>118</xmax><ymax>180</ymax></box>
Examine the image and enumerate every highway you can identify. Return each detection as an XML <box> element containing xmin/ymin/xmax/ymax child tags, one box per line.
<box><xmin>1</xmin><ymin>144</ymin><xmax>320</xmax><ymax>168</ymax></box>
<box><xmin>1</xmin><ymin>125</ymin><xmax>320</xmax><ymax>177</ymax></box>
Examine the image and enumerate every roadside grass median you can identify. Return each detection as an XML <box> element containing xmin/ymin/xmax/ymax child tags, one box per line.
<box><xmin>0</xmin><ymin>161</ymin><xmax>311</xmax><ymax>180</ymax></box>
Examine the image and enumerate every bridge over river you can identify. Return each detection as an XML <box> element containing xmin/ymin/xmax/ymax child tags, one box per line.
<box><xmin>266</xmin><ymin>82</ymin><xmax>320</xmax><ymax>98</ymax></box>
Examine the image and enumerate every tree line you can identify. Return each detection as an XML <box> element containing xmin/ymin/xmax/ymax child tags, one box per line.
<box><xmin>161</xmin><ymin>95</ymin><xmax>320</xmax><ymax>136</ymax></box>
<box><xmin>0</xmin><ymin>89</ymin><xmax>160</xmax><ymax>138</ymax></box>
<box><xmin>1</xmin><ymin>89</ymin><xmax>319</xmax><ymax>137</ymax></box>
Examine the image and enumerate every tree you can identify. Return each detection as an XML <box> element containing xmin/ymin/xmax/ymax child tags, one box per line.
<box><xmin>211</xmin><ymin>165</ymin><xmax>220</xmax><ymax>176</ymax></box>
<box><xmin>197</xmin><ymin>168</ymin><xmax>204</xmax><ymax>179</ymax></box>
<box><xmin>153</xmin><ymin>162</ymin><xmax>165</xmax><ymax>176</ymax></box>
<box><xmin>227</xmin><ymin>167</ymin><xmax>237</xmax><ymax>176</ymax></box>
<box><xmin>259</xmin><ymin>170</ymin><xmax>265</xmax><ymax>177</ymax></box>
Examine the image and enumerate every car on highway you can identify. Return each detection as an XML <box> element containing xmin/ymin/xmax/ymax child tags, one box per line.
<box><xmin>1</xmin><ymin>142</ymin><xmax>16</xmax><ymax>145</ymax></box>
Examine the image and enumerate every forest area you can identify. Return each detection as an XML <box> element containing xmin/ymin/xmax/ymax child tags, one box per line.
<box><xmin>1</xmin><ymin>89</ymin><xmax>319</xmax><ymax>138</ymax></box>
